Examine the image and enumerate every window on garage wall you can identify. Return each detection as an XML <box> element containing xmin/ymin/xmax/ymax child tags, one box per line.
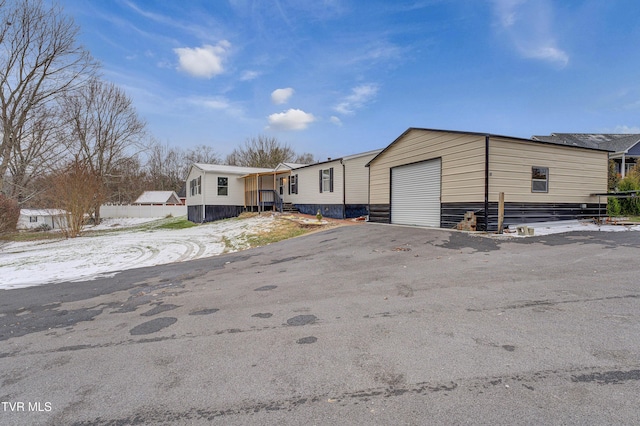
<box><xmin>531</xmin><ymin>167</ymin><xmax>548</xmax><ymax>193</ymax></box>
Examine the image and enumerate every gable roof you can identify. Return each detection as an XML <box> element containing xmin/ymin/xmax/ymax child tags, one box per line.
<box><xmin>20</xmin><ymin>209</ymin><xmax>67</xmax><ymax>216</ymax></box>
<box><xmin>531</xmin><ymin>133</ymin><xmax>640</xmax><ymax>153</ymax></box>
<box><xmin>274</xmin><ymin>162</ymin><xmax>308</xmax><ymax>171</ymax></box>
<box><xmin>367</xmin><ymin>127</ymin><xmax>611</xmax><ymax>167</ymax></box>
<box><xmin>134</xmin><ymin>191</ymin><xmax>181</xmax><ymax>204</ymax></box>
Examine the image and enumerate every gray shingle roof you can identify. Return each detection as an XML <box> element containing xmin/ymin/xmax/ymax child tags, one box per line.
<box><xmin>532</xmin><ymin>133</ymin><xmax>640</xmax><ymax>152</ymax></box>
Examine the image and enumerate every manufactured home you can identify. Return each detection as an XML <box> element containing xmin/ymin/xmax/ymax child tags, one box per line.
<box><xmin>185</xmin><ymin>149</ymin><xmax>381</xmax><ymax>223</ymax></box>
<box><xmin>367</xmin><ymin>128</ymin><xmax>609</xmax><ymax>231</ymax></box>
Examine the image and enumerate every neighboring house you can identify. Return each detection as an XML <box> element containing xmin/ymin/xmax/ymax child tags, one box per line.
<box><xmin>133</xmin><ymin>191</ymin><xmax>182</xmax><ymax>205</ymax></box>
<box><xmin>17</xmin><ymin>209</ymin><xmax>67</xmax><ymax>230</ymax></box>
<box><xmin>532</xmin><ymin>133</ymin><xmax>640</xmax><ymax>178</ymax></box>
<box><xmin>185</xmin><ymin>149</ymin><xmax>381</xmax><ymax>223</ymax></box>
<box><xmin>367</xmin><ymin>128</ymin><xmax>609</xmax><ymax>232</ymax></box>
<box><xmin>186</xmin><ymin>164</ymin><xmax>273</xmax><ymax>223</ymax></box>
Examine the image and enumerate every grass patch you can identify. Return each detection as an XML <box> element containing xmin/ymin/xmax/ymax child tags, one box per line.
<box><xmin>244</xmin><ymin>219</ymin><xmax>308</xmax><ymax>247</ymax></box>
<box><xmin>0</xmin><ymin>231</ymin><xmax>65</xmax><ymax>242</ymax></box>
<box><xmin>150</xmin><ymin>216</ymin><xmax>197</xmax><ymax>230</ymax></box>
<box><xmin>223</xmin><ymin>217</ymin><xmax>309</xmax><ymax>252</ymax></box>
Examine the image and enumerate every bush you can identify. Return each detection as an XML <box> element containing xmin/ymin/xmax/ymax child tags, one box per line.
<box><xmin>608</xmin><ymin>160</ymin><xmax>620</xmax><ymax>191</ymax></box>
<box><xmin>0</xmin><ymin>194</ymin><xmax>20</xmax><ymax>234</ymax></box>
<box><xmin>607</xmin><ymin>197</ymin><xmax>621</xmax><ymax>217</ymax></box>
<box><xmin>35</xmin><ymin>223</ymin><xmax>52</xmax><ymax>232</ymax></box>
<box><xmin>618</xmin><ymin>175</ymin><xmax>640</xmax><ymax>215</ymax></box>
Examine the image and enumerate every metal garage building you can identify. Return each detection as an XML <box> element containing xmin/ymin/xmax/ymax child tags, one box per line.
<box><xmin>367</xmin><ymin>128</ymin><xmax>609</xmax><ymax>232</ymax></box>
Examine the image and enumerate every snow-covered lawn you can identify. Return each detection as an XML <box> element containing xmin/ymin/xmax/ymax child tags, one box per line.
<box><xmin>1</xmin><ymin>216</ymin><xmax>638</xmax><ymax>291</ymax></box>
<box><xmin>0</xmin><ymin>215</ymin><xmax>276</xmax><ymax>290</ymax></box>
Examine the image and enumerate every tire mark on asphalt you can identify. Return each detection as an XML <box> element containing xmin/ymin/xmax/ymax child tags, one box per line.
<box><xmin>467</xmin><ymin>294</ymin><xmax>640</xmax><ymax>312</ymax></box>
<box><xmin>67</xmin><ymin>365</ymin><xmax>640</xmax><ymax>425</ymax></box>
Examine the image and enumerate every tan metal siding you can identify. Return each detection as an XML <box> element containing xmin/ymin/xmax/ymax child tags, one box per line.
<box><xmin>369</xmin><ymin>129</ymin><xmax>486</xmax><ymax>204</ymax></box>
<box><xmin>488</xmin><ymin>138</ymin><xmax>608</xmax><ymax>203</ymax></box>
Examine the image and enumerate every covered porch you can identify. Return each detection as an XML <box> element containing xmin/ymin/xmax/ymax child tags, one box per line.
<box><xmin>241</xmin><ymin>169</ymin><xmax>292</xmax><ymax>213</ymax></box>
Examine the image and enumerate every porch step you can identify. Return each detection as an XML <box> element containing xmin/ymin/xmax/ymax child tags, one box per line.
<box><xmin>282</xmin><ymin>203</ymin><xmax>299</xmax><ymax>213</ymax></box>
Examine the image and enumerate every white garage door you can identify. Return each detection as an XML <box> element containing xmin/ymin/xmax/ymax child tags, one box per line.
<box><xmin>391</xmin><ymin>158</ymin><xmax>441</xmax><ymax>227</ymax></box>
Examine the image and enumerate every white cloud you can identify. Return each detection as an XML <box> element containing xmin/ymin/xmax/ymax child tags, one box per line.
<box><xmin>271</xmin><ymin>88</ymin><xmax>295</xmax><ymax>105</ymax></box>
<box><xmin>240</xmin><ymin>70</ymin><xmax>260</xmax><ymax>81</ymax></box>
<box><xmin>334</xmin><ymin>84</ymin><xmax>379</xmax><ymax>115</ymax></box>
<box><xmin>330</xmin><ymin>116</ymin><xmax>342</xmax><ymax>126</ymax></box>
<box><xmin>610</xmin><ymin>125</ymin><xmax>640</xmax><ymax>134</ymax></box>
<box><xmin>174</xmin><ymin>41</ymin><xmax>231</xmax><ymax>78</ymax></box>
<box><xmin>267</xmin><ymin>109</ymin><xmax>315</xmax><ymax>131</ymax></box>
<box><xmin>186</xmin><ymin>96</ymin><xmax>244</xmax><ymax>118</ymax></box>
<box><xmin>491</xmin><ymin>0</ymin><xmax>568</xmax><ymax>68</ymax></box>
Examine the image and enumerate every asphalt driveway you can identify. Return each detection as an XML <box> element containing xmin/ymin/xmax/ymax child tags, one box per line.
<box><xmin>1</xmin><ymin>223</ymin><xmax>640</xmax><ymax>425</ymax></box>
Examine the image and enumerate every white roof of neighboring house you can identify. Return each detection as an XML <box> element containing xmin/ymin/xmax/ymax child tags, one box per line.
<box><xmin>192</xmin><ymin>163</ymin><xmax>273</xmax><ymax>175</ymax></box>
<box><xmin>134</xmin><ymin>191</ymin><xmax>180</xmax><ymax>204</ymax></box>
<box><xmin>20</xmin><ymin>209</ymin><xmax>67</xmax><ymax>216</ymax></box>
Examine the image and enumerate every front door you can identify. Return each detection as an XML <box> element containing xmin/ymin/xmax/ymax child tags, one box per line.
<box><xmin>278</xmin><ymin>177</ymin><xmax>284</xmax><ymax>195</ymax></box>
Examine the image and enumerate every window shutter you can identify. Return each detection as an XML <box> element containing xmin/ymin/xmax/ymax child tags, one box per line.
<box><xmin>319</xmin><ymin>169</ymin><xmax>323</xmax><ymax>193</ymax></box>
<box><xmin>329</xmin><ymin>167</ymin><xmax>334</xmax><ymax>192</ymax></box>
<box><xmin>288</xmin><ymin>176</ymin><xmax>291</xmax><ymax>195</ymax></box>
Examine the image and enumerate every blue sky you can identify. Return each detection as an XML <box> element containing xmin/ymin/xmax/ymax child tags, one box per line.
<box><xmin>59</xmin><ymin>0</ymin><xmax>640</xmax><ymax>160</ymax></box>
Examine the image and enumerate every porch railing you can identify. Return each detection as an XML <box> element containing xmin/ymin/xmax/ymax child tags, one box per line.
<box><xmin>258</xmin><ymin>190</ymin><xmax>283</xmax><ymax>212</ymax></box>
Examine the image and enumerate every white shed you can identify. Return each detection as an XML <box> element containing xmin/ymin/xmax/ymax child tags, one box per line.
<box><xmin>17</xmin><ymin>209</ymin><xmax>68</xmax><ymax>230</ymax></box>
<box><xmin>133</xmin><ymin>191</ymin><xmax>182</xmax><ymax>205</ymax></box>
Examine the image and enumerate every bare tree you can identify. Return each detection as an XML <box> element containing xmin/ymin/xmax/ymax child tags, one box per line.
<box><xmin>145</xmin><ymin>142</ymin><xmax>220</xmax><ymax>193</ymax></box>
<box><xmin>145</xmin><ymin>142</ymin><xmax>186</xmax><ymax>193</ymax></box>
<box><xmin>0</xmin><ymin>0</ymin><xmax>96</xmax><ymax>193</ymax></box>
<box><xmin>225</xmin><ymin>135</ymin><xmax>314</xmax><ymax>168</ymax></box>
<box><xmin>60</xmin><ymin>77</ymin><xmax>146</xmax><ymax>222</ymax></box>
<box><xmin>46</xmin><ymin>160</ymin><xmax>100</xmax><ymax>237</ymax></box>
<box><xmin>185</xmin><ymin>144</ymin><xmax>221</xmax><ymax>166</ymax></box>
<box><xmin>8</xmin><ymin>104</ymin><xmax>67</xmax><ymax>203</ymax></box>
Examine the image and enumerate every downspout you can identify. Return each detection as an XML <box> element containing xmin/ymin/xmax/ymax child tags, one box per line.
<box><xmin>201</xmin><ymin>172</ymin><xmax>206</xmax><ymax>223</ymax></box>
<box><xmin>484</xmin><ymin>135</ymin><xmax>490</xmax><ymax>232</ymax></box>
<box><xmin>341</xmin><ymin>159</ymin><xmax>346</xmax><ymax>219</ymax></box>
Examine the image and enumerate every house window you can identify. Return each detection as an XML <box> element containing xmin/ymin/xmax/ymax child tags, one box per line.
<box><xmin>218</xmin><ymin>177</ymin><xmax>228</xmax><ymax>196</ymax></box>
<box><xmin>532</xmin><ymin>167</ymin><xmax>548</xmax><ymax>193</ymax></box>
<box><xmin>289</xmin><ymin>174</ymin><xmax>298</xmax><ymax>194</ymax></box>
<box><xmin>190</xmin><ymin>176</ymin><xmax>201</xmax><ymax>196</ymax></box>
<box><xmin>30</xmin><ymin>216</ymin><xmax>38</xmax><ymax>223</ymax></box>
<box><xmin>319</xmin><ymin>168</ymin><xmax>333</xmax><ymax>193</ymax></box>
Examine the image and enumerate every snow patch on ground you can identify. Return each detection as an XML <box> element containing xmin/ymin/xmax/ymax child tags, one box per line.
<box><xmin>506</xmin><ymin>220</ymin><xmax>640</xmax><ymax>237</ymax></box>
<box><xmin>0</xmin><ymin>215</ymin><xmax>275</xmax><ymax>290</ymax></box>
